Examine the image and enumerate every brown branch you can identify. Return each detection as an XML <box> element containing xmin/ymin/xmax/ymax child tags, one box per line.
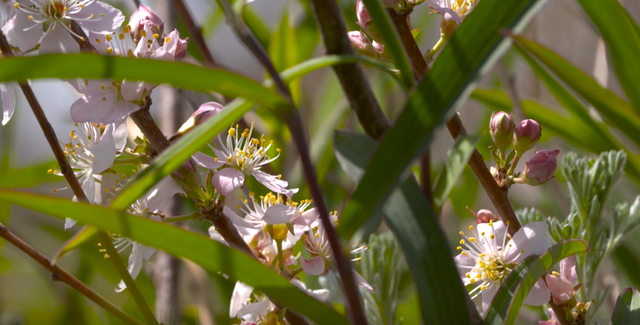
<box><xmin>388</xmin><ymin>9</ymin><xmax>427</xmax><ymax>77</ymax></box>
<box><xmin>216</xmin><ymin>1</ymin><xmax>368</xmax><ymax>323</ymax></box>
<box><xmin>129</xmin><ymin>101</ymin><xmax>172</xmax><ymax>154</ymax></box>
<box><xmin>0</xmin><ymin>223</ymin><xmax>144</xmax><ymax>325</ymax></box>
<box><xmin>307</xmin><ymin>0</ymin><xmax>390</xmax><ymax>140</ymax></box>
<box><xmin>172</xmin><ymin>0</ymin><xmax>218</xmax><ymax>69</ymax></box>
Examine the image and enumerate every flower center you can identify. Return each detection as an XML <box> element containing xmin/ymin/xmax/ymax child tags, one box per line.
<box><xmin>46</xmin><ymin>1</ymin><xmax>66</xmax><ymax>20</ymax></box>
<box><xmin>477</xmin><ymin>254</ymin><xmax>512</xmax><ymax>282</ymax></box>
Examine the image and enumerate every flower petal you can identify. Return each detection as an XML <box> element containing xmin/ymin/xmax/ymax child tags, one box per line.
<box><xmin>2</xmin><ymin>11</ymin><xmax>43</xmax><ymax>53</ymax></box>
<box><xmin>1</xmin><ymin>82</ymin><xmax>16</xmax><ymax>126</ymax></box>
<box><xmin>524</xmin><ymin>278</ymin><xmax>551</xmax><ymax>306</ymax></box>
<box><xmin>100</xmin><ymin>100</ymin><xmax>141</xmax><ymax>125</ymax></box>
<box><xmin>39</xmin><ymin>24</ymin><xmax>79</xmax><ymax>53</ymax></box>
<box><xmin>481</xmin><ymin>285</ymin><xmax>498</xmax><ymax>314</ymax></box>
<box><xmin>70</xmin><ymin>91</ymin><xmax>115</xmax><ymax>123</ymax></box>
<box><xmin>116</xmin><ymin>241</ymin><xmax>145</xmax><ymax>293</ymax></box>
<box><xmin>353</xmin><ymin>271</ymin><xmax>374</xmax><ymax>292</ymax></box>
<box><xmin>263</xmin><ymin>204</ymin><xmax>297</xmax><ymax>225</ymax></box>
<box><xmin>454</xmin><ymin>253</ymin><xmax>476</xmax><ymax>285</ymax></box>
<box><xmin>144</xmin><ymin>177</ymin><xmax>184</xmax><ymax>211</ymax></box>
<box><xmin>192</xmin><ymin>151</ymin><xmax>223</xmax><ymax>169</ymax></box>
<box><xmin>504</xmin><ymin>222</ymin><xmax>551</xmax><ymax>263</ymax></box>
<box><xmin>89</xmin><ymin>131</ymin><xmax>117</xmax><ymax>174</ymax></box>
<box><xmin>560</xmin><ymin>255</ymin><xmax>578</xmax><ymax>285</ymax></box>
<box><xmin>546</xmin><ymin>272</ymin><xmax>574</xmax><ymax>305</ymax></box>
<box><xmin>301</xmin><ymin>256</ymin><xmax>325</xmax><ymax>276</ymax></box>
<box><xmin>230</xmin><ymin>281</ymin><xmax>254</xmax><ymax>318</ymax></box>
<box><xmin>252</xmin><ymin>170</ymin><xmax>298</xmax><ymax>197</ymax></box>
<box><xmin>212</xmin><ymin>168</ymin><xmax>245</xmax><ymax>196</ymax></box>
<box><xmin>64</xmin><ymin>218</ymin><xmax>77</xmax><ymax>230</ymax></box>
<box><xmin>73</xmin><ymin>1</ymin><xmax>125</xmax><ymax>33</ymax></box>
<box><xmin>294</xmin><ymin>207</ymin><xmax>319</xmax><ymax>226</ymax></box>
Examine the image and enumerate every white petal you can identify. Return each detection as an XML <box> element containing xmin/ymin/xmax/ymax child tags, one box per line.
<box><xmin>353</xmin><ymin>271</ymin><xmax>373</xmax><ymax>293</ymax></box>
<box><xmin>252</xmin><ymin>170</ymin><xmax>298</xmax><ymax>197</ymax></box>
<box><xmin>208</xmin><ymin>226</ymin><xmax>227</xmax><ymax>245</ymax></box>
<box><xmin>454</xmin><ymin>253</ymin><xmax>476</xmax><ymax>285</ymax></box>
<box><xmin>109</xmin><ymin>122</ymin><xmax>129</xmax><ymax>152</ymax></box>
<box><xmin>504</xmin><ymin>222</ymin><xmax>551</xmax><ymax>263</ymax></box>
<box><xmin>140</xmin><ymin>245</ymin><xmax>156</xmax><ymax>261</ymax></box>
<box><xmin>115</xmin><ymin>241</ymin><xmax>144</xmax><ymax>293</ymax></box>
<box><xmin>237</xmin><ymin>300</ymin><xmax>271</xmax><ymax>321</ymax></box>
<box><xmin>263</xmin><ymin>204</ymin><xmax>297</xmax><ymax>225</ymax></box>
<box><xmin>70</xmin><ymin>91</ymin><xmax>115</xmax><ymax>123</ymax></box>
<box><xmin>89</xmin><ymin>131</ymin><xmax>117</xmax><ymax>174</ymax></box>
<box><xmin>301</xmin><ymin>256</ymin><xmax>325</xmax><ymax>276</ymax></box>
<box><xmin>64</xmin><ymin>218</ymin><xmax>77</xmax><ymax>230</ymax></box>
<box><xmin>1</xmin><ymin>83</ymin><xmax>16</xmax><ymax>126</ymax></box>
<box><xmin>476</xmin><ymin>221</ymin><xmax>508</xmax><ymax>251</ymax></box>
<box><xmin>294</xmin><ymin>207</ymin><xmax>319</xmax><ymax>226</ymax></box>
<box><xmin>2</xmin><ymin>11</ymin><xmax>43</xmax><ymax>53</ymax></box>
<box><xmin>524</xmin><ymin>278</ymin><xmax>551</xmax><ymax>306</ymax></box>
<box><xmin>144</xmin><ymin>177</ymin><xmax>184</xmax><ymax>211</ymax></box>
<box><xmin>100</xmin><ymin>100</ymin><xmax>141</xmax><ymax>125</ymax></box>
<box><xmin>481</xmin><ymin>285</ymin><xmax>498</xmax><ymax>314</ymax></box>
<box><xmin>229</xmin><ymin>281</ymin><xmax>254</xmax><ymax>317</ymax></box>
<box><xmin>121</xmin><ymin>80</ymin><xmax>152</xmax><ymax>101</ymax></box>
<box><xmin>192</xmin><ymin>151</ymin><xmax>223</xmax><ymax>169</ymax></box>
<box><xmin>73</xmin><ymin>1</ymin><xmax>125</xmax><ymax>33</ymax></box>
<box><xmin>212</xmin><ymin>168</ymin><xmax>245</xmax><ymax>196</ymax></box>
<box><xmin>39</xmin><ymin>25</ymin><xmax>79</xmax><ymax>53</ymax></box>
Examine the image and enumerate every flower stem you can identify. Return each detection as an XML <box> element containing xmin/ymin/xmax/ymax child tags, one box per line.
<box><xmin>507</xmin><ymin>152</ymin><xmax>521</xmax><ymax>176</ymax></box>
<box><xmin>0</xmin><ymin>223</ymin><xmax>144</xmax><ymax>325</ymax></box>
<box><xmin>425</xmin><ymin>34</ymin><xmax>449</xmax><ymax>62</ymax></box>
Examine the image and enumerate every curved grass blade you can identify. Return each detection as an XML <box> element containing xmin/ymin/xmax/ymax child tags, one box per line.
<box><xmin>483</xmin><ymin>239</ymin><xmax>588</xmax><ymax>325</ymax></box>
<box><xmin>0</xmin><ymin>54</ymin><xmax>287</xmax><ymax>109</ymax></box>
<box><xmin>612</xmin><ymin>287</ymin><xmax>640</xmax><ymax>325</ymax></box>
<box><xmin>432</xmin><ymin>135</ymin><xmax>480</xmax><ymax>212</ymax></box>
<box><xmin>51</xmin><ymin>225</ymin><xmax>99</xmax><ymax>265</ymax></box>
<box><xmin>0</xmin><ymin>189</ymin><xmax>348</xmax><ymax>325</ymax></box>
<box><xmin>337</xmin><ymin>0</ymin><xmax>548</xmax><ymax>241</ymax></box>
<box><xmin>333</xmin><ymin>130</ymin><xmax>474</xmax><ymax>324</ymax></box>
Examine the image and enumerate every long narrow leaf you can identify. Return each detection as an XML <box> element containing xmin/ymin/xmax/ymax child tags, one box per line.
<box><xmin>0</xmin><ymin>189</ymin><xmax>348</xmax><ymax>325</ymax></box>
<box><xmin>483</xmin><ymin>240</ymin><xmax>588</xmax><ymax>325</ymax></box>
<box><xmin>333</xmin><ymin>131</ymin><xmax>472</xmax><ymax>324</ymax></box>
<box><xmin>337</xmin><ymin>0</ymin><xmax>548</xmax><ymax>240</ymax></box>
<box><xmin>432</xmin><ymin>135</ymin><xmax>480</xmax><ymax>211</ymax></box>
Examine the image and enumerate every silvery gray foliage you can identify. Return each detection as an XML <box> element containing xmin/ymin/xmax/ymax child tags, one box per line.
<box><xmin>542</xmin><ymin>151</ymin><xmax>640</xmax><ymax>321</ymax></box>
<box><xmin>515</xmin><ymin>207</ymin><xmax>544</xmax><ymax>226</ymax></box>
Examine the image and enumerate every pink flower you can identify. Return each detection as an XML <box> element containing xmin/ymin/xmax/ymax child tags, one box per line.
<box><xmin>128</xmin><ymin>4</ymin><xmax>163</xmax><ymax>40</ymax></box>
<box><xmin>546</xmin><ymin>255</ymin><xmax>578</xmax><ymax>305</ymax></box>
<box><xmin>520</xmin><ymin>149</ymin><xmax>560</xmax><ymax>186</ymax></box>
<box><xmin>454</xmin><ymin>220</ymin><xmax>552</xmax><ymax>312</ymax></box>
<box><xmin>3</xmin><ymin>0</ymin><xmax>125</xmax><ymax>53</ymax></box>
<box><xmin>538</xmin><ymin>308</ymin><xmax>561</xmax><ymax>325</ymax></box>
<box><xmin>514</xmin><ymin>119</ymin><xmax>541</xmax><ymax>153</ymax></box>
<box><xmin>356</xmin><ymin>0</ymin><xmax>382</xmax><ymax>43</ymax></box>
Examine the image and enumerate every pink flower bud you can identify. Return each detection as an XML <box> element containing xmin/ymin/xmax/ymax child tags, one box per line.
<box><xmin>521</xmin><ymin>150</ymin><xmax>560</xmax><ymax>186</ymax></box>
<box><xmin>546</xmin><ymin>256</ymin><xmax>577</xmax><ymax>305</ymax></box>
<box><xmin>129</xmin><ymin>5</ymin><xmax>164</xmax><ymax>41</ymax></box>
<box><xmin>348</xmin><ymin>31</ymin><xmax>378</xmax><ymax>57</ymax></box>
<box><xmin>476</xmin><ymin>209</ymin><xmax>498</xmax><ymax>224</ymax></box>
<box><xmin>175</xmin><ymin>37</ymin><xmax>189</xmax><ymax>60</ymax></box>
<box><xmin>514</xmin><ymin>119</ymin><xmax>541</xmax><ymax>153</ymax></box>
<box><xmin>176</xmin><ymin>102</ymin><xmax>225</xmax><ymax>136</ymax></box>
<box><xmin>490</xmin><ymin>111</ymin><xmax>515</xmax><ymax>150</ymax></box>
<box><xmin>356</xmin><ymin>0</ymin><xmax>383</xmax><ymax>43</ymax></box>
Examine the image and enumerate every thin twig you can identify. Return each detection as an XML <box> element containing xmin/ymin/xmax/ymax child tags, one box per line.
<box><xmin>172</xmin><ymin>0</ymin><xmax>218</xmax><ymax>69</ymax></box>
<box><xmin>307</xmin><ymin>0</ymin><xmax>390</xmax><ymax>140</ymax></box>
<box><xmin>0</xmin><ymin>223</ymin><xmax>144</xmax><ymax>325</ymax></box>
<box><xmin>129</xmin><ymin>101</ymin><xmax>171</xmax><ymax>154</ymax></box>
<box><xmin>216</xmin><ymin>1</ymin><xmax>368</xmax><ymax>323</ymax></box>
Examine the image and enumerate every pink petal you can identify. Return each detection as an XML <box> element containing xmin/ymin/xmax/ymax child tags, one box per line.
<box><xmin>121</xmin><ymin>80</ymin><xmax>152</xmax><ymax>101</ymax></box>
<box><xmin>504</xmin><ymin>222</ymin><xmax>551</xmax><ymax>263</ymax></box>
<box><xmin>212</xmin><ymin>168</ymin><xmax>245</xmax><ymax>196</ymax></box>
<box><xmin>524</xmin><ymin>278</ymin><xmax>551</xmax><ymax>306</ymax></box>
<box><xmin>192</xmin><ymin>151</ymin><xmax>223</xmax><ymax>169</ymax></box>
<box><xmin>301</xmin><ymin>256</ymin><xmax>325</xmax><ymax>275</ymax></box>
<box><xmin>252</xmin><ymin>170</ymin><xmax>298</xmax><ymax>197</ymax></box>
<box><xmin>40</xmin><ymin>24</ymin><xmax>79</xmax><ymax>53</ymax></box>
<box><xmin>145</xmin><ymin>177</ymin><xmax>184</xmax><ymax>211</ymax></box>
<box><xmin>546</xmin><ymin>273</ymin><xmax>574</xmax><ymax>305</ymax></box>
<box><xmin>353</xmin><ymin>271</ymin><xmax>373</xmax><ymax>293</ymax></box>
<box><xmin>74</xmin><ymin>1</ymin><xmax>125</xmax><ymax>33</ymax></box>
<box><xmin>560</xmin><ymin>255</ymin><xmax>578</xmax><ymax>285</ymax></box>
<box><xmin>293</xmin><ymin>208</ymin><xmax>319</xmax><ymax>226</ymax></box>
<box><xmin>263</xmin><ymin>204</ymin><xmax>297</xmax><ymax>225</ymax></box>
<box><xmin>1</xmin><ymin>82</ymin><xmax>16</xmax><ymax>126</ymax></box>
<box><xmin>152</xmin><ymin>29</ymin><xmax>180</xmax><ymax>60</ymax></box>
<box><xmin>2</xmin><ymin>11</ymin><xmax>42</xmax><ymax>53</ymax></box>
<box><xmin>100</xmin><ymin>100</ymin><xmax>141</xmax><ymax>125</ymax></box>
<box><xmin>70</xmin><ymin>92</ymin><xmax>114</xmax><ymax>123</ymax></box>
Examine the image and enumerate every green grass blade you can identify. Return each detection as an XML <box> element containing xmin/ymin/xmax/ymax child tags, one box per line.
<box><xmin>337</xmin><ymin>0</ymin><xmax>548</xmax><ymax>241</ymax></box>
<box><xmin>333</xmin><ymin>130</ymin><xmax>472</xmax><ymax>324</ymax></box>
<box><xmin>483</xmin><ymin>239</ymin><xmax>588</xmax><ymax>325</ymax></box>
<box><xmin>432</xmin><ymin>135</ymin><xmax>480</xmax><ymax>211</ymax></box>
<box><xmin>0</xmin><ymin>54</ymin><xmax>288</xmax><ymax>109</ymax></box>
<box><xmin>575</xmin><ymin>0</ymin><xmax>640</xmax><ymax>112</ymax></box>
<box><xmin>612</xmin><ymin>288</ymin><xmax>640</xmax><ymax>325</ymax></box>
<box><xmin>0</xmin><ymin>189</ymin><xmax>348</xmax><ymax>325</ymax></box>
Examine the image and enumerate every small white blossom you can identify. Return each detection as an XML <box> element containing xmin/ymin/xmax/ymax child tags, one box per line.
<box><xmin>429</xmin><ymin>0</ymin><xmax>479</xmax><ymax>25</ymax></box>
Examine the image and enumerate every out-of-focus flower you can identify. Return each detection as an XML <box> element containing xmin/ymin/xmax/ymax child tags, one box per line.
<box><xmin>519</xmin><ymin>149</ymin><xmax>560</xmax><ymax>186</ymax></box>
<box><xmin>490</xmin><ymin>111</ymin><xmax>515</xmax><ymax>151</ymax></box>
<box><xmin>207</xmin><ymin>123</ymin><xmax>297</xmax><ymax>197</ymax></box>
<box><xmin>348</xmin><ymin>30</ymin><xmax>377</xmax><ymax>57</ymax></box>
<box><xmin>538</xmin><ymin>308</ymin><xmax>560</xmax><ymax>325</ymax></box>
<box><xmin>1</xmin><ymin>82</ymin><xmax>17</xmax><ymax>126</ymax></box>
<box><xmin>454</xmin><ymin>220</ymin><xmax>552</xmax><ymax>312</ymax></box>
<box><xmin>51</xmin><ymin>122</ymin><xmax>127</xmax><ymax>227</ymax></box>
<box><xmin>475</xmin><ymin>209</ymin><xmax>499</xmax><ymax>224</ymax></box>
<box><xmin>356</xmin><ymin>0</ymin><xmax>382</xmax><ymax>43</ymax></box>
<box><xmin>546</xmin><ymin>255</ymin><xmax>578</xmax><ymax>305</ymax></box>
<box><xmin>513</xmin><ymin>119</ymin><xmax>541</xmax><ymax>153</ymax></box>
<box><xmin>128</xmin><ymin>4</ymin><xmax>163</xmax><ymax>41</ymax></box>
<box><xmin>3</xmin><ymin>0</ymin><xmax>125</xmax><ymax>53</ymax></box>
<box><xmin>114</xmin><ymin>177</ymin><xmax>183</xmax><ymax>292</ymax></box>
<box><xmin>429</xmin><ymin>0</ymin><xmax>479</xmax><ymax>34</ymax></box>
<box><xmin>229</xmin><ymin>281</ymin><xmax>274</xmax><ymax>322</ymax></box>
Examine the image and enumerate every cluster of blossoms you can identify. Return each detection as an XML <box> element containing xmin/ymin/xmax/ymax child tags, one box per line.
<box><xmin>488</xmin><ymin>111</ymin><xmax>560</xmax><ymax>187</ymax></box>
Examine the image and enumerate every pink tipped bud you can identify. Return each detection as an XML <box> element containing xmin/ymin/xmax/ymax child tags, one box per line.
<box><xmin>175</xmin><ymin>37</ymin><xmax>189</xmax><ymax>60</ymax></box>
<box><xmin>356</xmin><ymin>0</ymin><xmax>383</xmax><ymax>43</ymax></box>
<box><xmin>547</xmin><ymin>256</ymin><xmax>577</xmax><ymax>305</ymax></box>
<box><xmin>476</xmin><ymin>209</ymin><xmax>498</xmax><ymax>224</ymax></box>
<box><xmin>521</xmin><ymin>149</ymin><xmax>560</xmax><ymax>185</ymax></box>
<box><xmin>174</xmin><ymin>102</ymin><xmax>225</xmax><ymax>140</ymax></box>
<box><xmin>348</xmin><ymin>31</ymin><xmax>378</xmax><ymax>57</ymax></box>
<box><xmin>514</xmin><ymin>119</ymin><xmax>541</xmax><ymax>153</ymax></box>
<box><xmin>490</xmin><ymin>111</ymin><xmax>515</xmax><ymax>150</ymax></box>
<box><xmin>129</xmin><ymin>5</ymin><xmax>164</xmax><ymax>41</ymax></box>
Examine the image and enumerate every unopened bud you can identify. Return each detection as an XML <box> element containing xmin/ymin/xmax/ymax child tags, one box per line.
<box><xmin>490</xmin><ymin>111</ymin><xmax>515</xmax><ymax>150</ymax></box>
<box><xmin>356</xmin><ymin>0</ymin><xmax>383</xmax><ymax>43</ymax></box>
<box><xmin>476</xmin><ymin>209</ymin><xmax>499</xmax><ymax>224</ymax></box>
<box><xmin>521</xmin><ymin>150</ymin><xmax>560</xmax><ymax>186</ymax></box>
<box><xmin>514</xmin><ymin>119</ymin><xmax>541</xmax><ymax>153</ymax></box>
<box><xmin>129</xmin><ymin>5</ymin><xmax>164</xmax><ymax>42</ymax></box>
<box><xmin>175</xmin><ymin>36</ymin><xmax>189</xmax><ymax>59</ymax></box>
<box><xmin>176</xmin><ymin>102</ymin><xmax>225</xmax><ymax>136</ymax></box>
<box><xmin>348</xmin><ymin>31</ymin><xmax>378</xmax><ymax>57</ymax></box>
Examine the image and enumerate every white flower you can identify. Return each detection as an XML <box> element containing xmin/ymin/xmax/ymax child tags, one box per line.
<box><xmin>51</xmin><ymin>122</ymin><xmax>127</xmax><ymax>228</ymax></box>
<box><xmin>1</xmin><ymin>82</ymin><xmax>17</xmax><ymax>126</ymax></box>
<box><xmin>429</xmin><ymin>0</ymin><xmax>479</xmax><ymax>25</ymax></box>
<box><xmin>454</xmin><ymin>219</ymin><xmax>552</xmax><ymax>312</ymax></box>
<box><xmin>202</xmin><ymin>123</ymin><xmax>297</xmax><ymax>197</ymax></box>
<box><xmin>3</xmin><ymin>0</ymin><xmax>125</xmax><ymax>53</ymax></box>
<box><xmin>114</xmin><ymin>177</ymin><xmax>184</xmax><ymax>292</ymax></box>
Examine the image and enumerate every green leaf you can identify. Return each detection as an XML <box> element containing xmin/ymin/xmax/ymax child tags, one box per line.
<box><xmin>510</xmin><ymin>35</ymin><xmax>640</xmax><ymax>148</ymax></box>
<box><xmin>51</xmin><ymin>225</ymin><xmax>100</xmax><ymax>265</ymax></box>
<box><xmin>337</xmin><ymin>0</ymin><xmax>548</xmax><ymax>241</ymax></box>
<box><xmin>612</xmin><ymin>287</ymin><xmax>640</xmax><ymax>325</ymax></box>
<box><xmin>0</xmin><ymin>160</ymin><xmax>60</xmax><ymax>188</ymax></box>
<box><xmin>0</xmin><ymin>189</ymin><xmax>348</xmax><ymax>325</ymax></box>
<box><xmin>432</xmin><ymin>135</ymin><xmax>480</xmax><ymax>211</ymax></box>
<box><xmin>333</xmin><ymin>131</ymin><xmax>472</xmax><ymax>324</ymax></box>
<box><xmin>0</xmin><ymin>54</ymin><xmax>288</xmax><ymax>109</ymax></box>
<box><xmin>575</xmin><ymin>0</ymin><xmax>640</xmax><ymax>112</ymax></box>
<box><xmin>470</xmin><ymin>89</ymin><xmax>513</xmax><ymax>112</ymax></box>
<box><xmin>360</xmin><ymin>0</ymin><xmax>414</xmax><ymax>90</ymax></box>
<box><xmin>484</xmin><ymin>239</ymin><xmax>588</xmax><ymax>325</ymax></box>
<box><xmin>613</xmin><ymin>245</ymin><xmax>640</xmax><ymax>291</ymax></box>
